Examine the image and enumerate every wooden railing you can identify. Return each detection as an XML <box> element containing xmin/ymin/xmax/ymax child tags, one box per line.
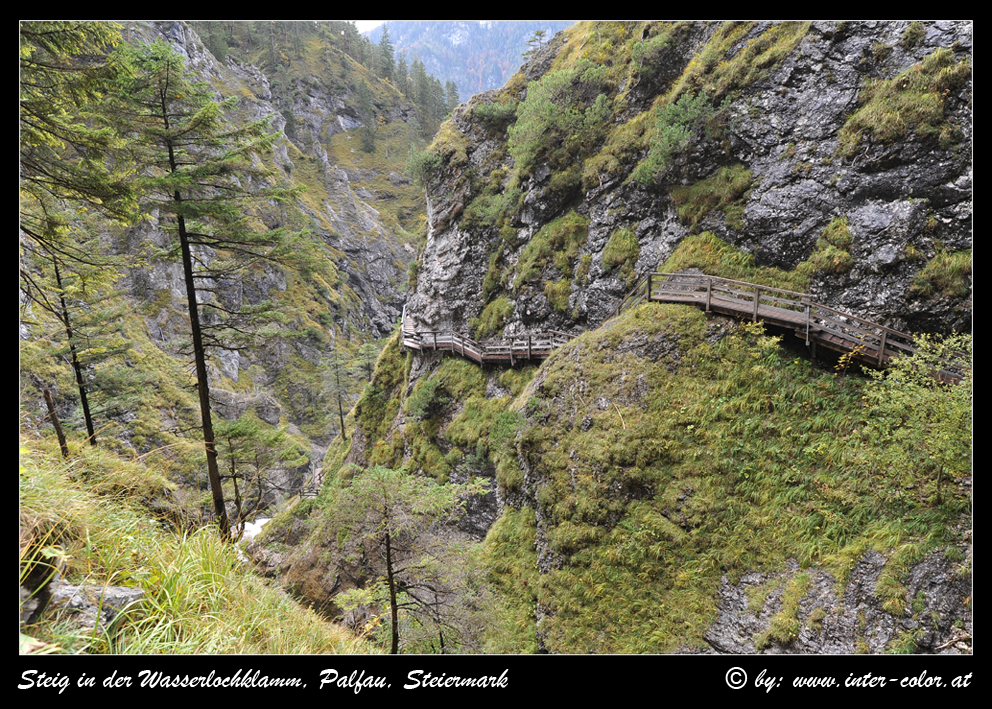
<box><xmin>612</xmin><ymin>272</ymin><xmax>966</xmax><ymax>379</ymax></box>
<box><xmin>400</xmin><ymin>273</ymin><xmax>966</xmax><ymax>381</ymax></box>
<box><xmin>401</xmin><ymin>304</ymin><xmax>573</xmax><ymax>365</ymax></box>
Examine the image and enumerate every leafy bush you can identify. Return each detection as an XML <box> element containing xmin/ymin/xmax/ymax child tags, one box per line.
<box><xmin>860</xmin><ymin>332</ymin><xmax>972</xmax><ymax>504</ymax></box>
<box><xmin>632</xmin><ymin>30</ymin><xmax>676</xmax><ymax>80</ymax></box>
<box><xmin>900</xmin><ymin>21</ymin><xmax>926</xmax><ymax>50</ymax></box>
<box><xmin>461</xmin><ymin>187</ymin><xmax>521</xmax><ymax>230</ymax></box>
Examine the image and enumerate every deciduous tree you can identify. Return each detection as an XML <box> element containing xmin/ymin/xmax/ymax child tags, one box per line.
<box><xmin>333</xmin><ymin>465</ymin><xmax>487</xmax><ymax>653</ymax></box>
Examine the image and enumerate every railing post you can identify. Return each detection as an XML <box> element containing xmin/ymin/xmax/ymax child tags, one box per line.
<box><xmin>706</xmin><ymin>278</ymin><xmax>712</xmax><ymax>312</ymax></box>
<box><xmin>528</xmin><ymin>335</ymin><xmax>532</xmax><ymax>360</ymax></box>
<box><xmin>433</xmin><ymin>332</ymin><xmax>437</xmax><ymax>351</ymax></box>
<box><xmin>753</xmin><ymin>287</ymin><xmax>760</xmax><ymax>322</ymax></box>
<box><xmin>878</xmin><ymin>330</ymin><xmax>887</xmax><ymax>365</ymax></box>
<box><xmin>647</xmin><ymin>273</ymin><xmax>653</xmax><ymax>302</ymax></box>
<box><xmin>805</xmin><ymin>301</ymin><xmax>811</xmax><ymax>346</ymax></box>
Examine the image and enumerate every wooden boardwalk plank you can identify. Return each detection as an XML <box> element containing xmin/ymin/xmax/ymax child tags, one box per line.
<box><xmin>400</xmin><ymin>273</ymin><xmax>962</xmax><ymax>381</ymax></box>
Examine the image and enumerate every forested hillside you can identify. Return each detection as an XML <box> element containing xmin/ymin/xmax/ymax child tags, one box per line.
<box><xmin>367</xmin><ymin>20</ymin><xmax>576</xmax><ymax>96</ymax></box>
<box><xmin>19</xmin><ymin>20</ymin><xmax>438</xmax><ymax>653</ymax></box>
<box><xmin>20</xmin><ymin>21</ymin><xmax>971</xmax><ymax>658</ymax></box>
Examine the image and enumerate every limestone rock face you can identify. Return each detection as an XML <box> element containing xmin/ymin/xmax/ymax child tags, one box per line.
<box><xmin>409</xmin><ymin>20</ymin><xmax>972</xmax><ymax>340</ymax></box>
<box><xmin>107</xmin><ymin>21</ymin><xmax>415</xmax><ymax>455</ymax></box>
<box><xmin>702</xmin><ymin>547</ymin><xmax>972</xmax><ymax>654</ymax></box>
<box><xmin>246</xmin><ymin>22</ymin><xmax>972</xmax><ymax>655</ymax></box>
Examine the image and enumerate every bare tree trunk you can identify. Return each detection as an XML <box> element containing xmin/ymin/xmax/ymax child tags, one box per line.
<box><xmin>53</xmin><ymin>259</ymin><xmax>96</xmax><ymax>445</ymax></box>
<box><xmin>43</xmin><ymin>388</ymin><xmax>69</xmax><ymax>458</ymax></box>
<box><xmin>384</xmin><ymin>528</ymin><xmax>399</xmax><ymax>654</ymax></box>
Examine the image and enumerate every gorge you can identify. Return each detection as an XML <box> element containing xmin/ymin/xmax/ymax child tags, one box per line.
<box><xmin>20</xmin><ymin>20</ymin><xmax>972</xmax><ymax>656</ymax></box>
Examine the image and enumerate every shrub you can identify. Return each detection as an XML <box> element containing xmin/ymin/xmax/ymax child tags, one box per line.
<box><xmin>797</xmin><ymin>217</ymin><xmax>855</xmax><ymax>276</ymax></box>
<box><xmin>508</xmin><ymin>58</ymin><xmax>611</xmax><ymax>176</ymax></box>
<box><xmin>473</xmin><ymin>100</ymin><xmax>517</xmax><ymax>132</ymax></box>
<box><xmin>670</xmin><ymin>164</ymin><xmax>754</xmax><ymax>230</ymax></box>
<box><xmin>405</xmin><ymin>377</ymin><xmax>451</xmax><ymax>421</ymax></box>
<box><xmin>461</xmin><ymin>187</ymin><xmax>521</xmax><ymax>230</ymax></box>
<box><xmin>901</xmin><ymin>21</ymin><xmax>926</xmax><ymax>49</ymax></box>
<box><xmin>405</xmin><ymin>147</ymin><xmax>441</xmax><ymax>187</ymax></box>
<box><xmin>471</xmin><ymin>296</ymin><xmax>514</xmax><ymax>339</ymax></box>
<box><xmin>544</xmin><ymin>279</ymin><xmax>572</xmax><ymax>312</ymax></box>
<box><xmin>631</xmin><ymin>91</ymin><xmax>723</xmax><ymax>184</ymax></box>
<box><xmin>514</xmin><ymin>211</ymin><xmax>589</xmax><ymax>290</ymax></box>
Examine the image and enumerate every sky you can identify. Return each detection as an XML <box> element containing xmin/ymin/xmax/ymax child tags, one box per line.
<box><xmin>353</xmin><ymin>20</ymin><xmax>385</xmax><ymax>34</ymax></box>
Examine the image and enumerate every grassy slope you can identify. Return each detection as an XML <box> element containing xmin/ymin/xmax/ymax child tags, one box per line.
<box><xmin>500</xmin><ymin>302</ymin><xmax>968</xmax><ymax>653</ymax></box>
<box><xmin>19</xmin><ymin>436</ymin><xmax>372</xmax><ymax>654</ymax></box>
<box><xmin>274</xmin><ymin>226</ymin><xmax>970</xmax><ymax>653</ymax></box>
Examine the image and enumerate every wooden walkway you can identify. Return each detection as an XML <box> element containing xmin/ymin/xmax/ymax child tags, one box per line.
<box><xmin>611</xmin><ymin>272</ymin><xmax>918</xmax><ymax>367</ymax></box>
<box><xmin>401</xmin><ymin>273</ymin><xmax>965</xmax><ymax>381</ymax></box>
<box><xmin>401</xmin><ymin>305</ymin><xmax>573</xmax><ymax>365</ymax></box>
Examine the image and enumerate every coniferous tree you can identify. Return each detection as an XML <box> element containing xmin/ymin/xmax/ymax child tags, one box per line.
<box><xmin>115</xmin><ymin>39</ymin><xmax>306</xmax><ymax>540</ymax></box>
<box><xmin>410</xmin><ymin>56</ymin><xmax>436</xmax><ymax>137</ymax></box>
<box><xmin>19</xmin><ymin>21</ymin><xmax>136</xmax><ymax>445</ymax></box>
<box><xmin>395</xmin><ymin>53</ymin><xmax>410</xmax><ymax>97</ymax></box>
<box><xmin>21</xmin><ymin>233</ymin><xmax>132</xmax><ymax>447</ymax></box>
<box><xmin>323</xmin><ymin>343</ymin><xmax>355</xmax><ymax>442</ymax></box>
<box><xmin>377</xmin><ymin>24</ymin><xmax>394</xmax><ymax>82</ymax></box>
<box><xmin>445</xmin><ymin>80</ymin><xmax>460</xmax><ymax>113</ymax></box>
<box><xmin>19</xmin><ymin>21</ymin><xmax>134</xmax><ymax>266</ymax></box>
<box><xmin>341</xmin><ymin>22</ymin><xmax>360</xmax><ymax>58</ymax></box>
<box><xmin>356</xmin><ymin>79</ymin><xmax>378</xmax><ymax>153</ymax></box>
<box><xmin>522</xmin><ymin>29</ymin><xmax>547</xmax><ymax>59</ymax></box>
<box><xmin>215</xmin><ymin>413</ymin><xmax>308</xmax><ymax>539</ymax></box>
<box><xmin>332</xmin><ymin>465</ymin><xmax>488</xmax><ymax>653</ymax></box>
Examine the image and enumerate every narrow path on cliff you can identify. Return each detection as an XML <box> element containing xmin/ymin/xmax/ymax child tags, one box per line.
<box><xmin>402</xmin><ymin>272</ymin><xmax>965</xmax><ymax>381</ymax></box>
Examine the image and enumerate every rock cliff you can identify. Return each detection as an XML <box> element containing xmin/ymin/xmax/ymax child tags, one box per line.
<box><xmin>408</xmin><ymin>20</ymin><xmax>971</xmax><ymax>339</ymax></box>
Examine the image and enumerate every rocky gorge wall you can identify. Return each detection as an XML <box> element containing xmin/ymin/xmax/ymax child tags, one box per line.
<box><xmin>407</xmin><ymin>20</ymin><xmax>972</xmax><ymax>340</ymax></box>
